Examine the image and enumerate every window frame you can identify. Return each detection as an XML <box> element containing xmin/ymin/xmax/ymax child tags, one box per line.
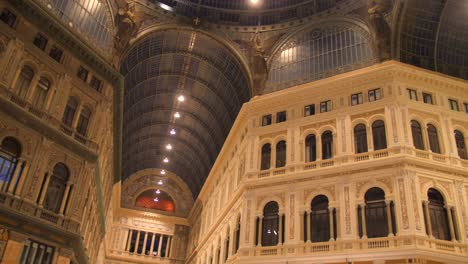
<box><xmin>320</xmin><ymin>100</ymin><xmax>332</xmax><ymax>113</ymax></box>
<box><xmin>33</xmin><ymin>33</ymin><xmax>48</xmax><ymax>51</ymax></box>
<box><xmin>408</xmin><ymin>88</ymin><xmax>418</xmax><ymax>101</ymax></box>
<box><xmin>449</xmin><ymin>99</ymin><xmax>459</xmax><ymax>111</ymax></box>
<box><xmin>276</xmin><ymin>111</ymin><xmax>287</xmax><ymax>123</ymax></box>
<box><xmin>0</xmin><ymin>8</ymin><xmax>17</xmax><ymax>28</ymax></box>
<box><xmin>368</xmin><ymin>88</ymin><xmax>382</xmax><ymax>102</ymax></box>
<box><xmin>304</xmin><ymin>104</ymin><xmax>315</xmax><ymax>116</ymax></box>
<box><xmin>423</xmin><ymin>92</ymin><xmax>433</xmax><ymax>104</ymax></box>
<box><xmin>77</xmin><ymin>66</ymin><xmax>89</xmax><ymax>82</ymax></box>
<box><xmin>351</xmin><ymin>92</ymin><xmax>363</xmax><ymax>106</ymax></box>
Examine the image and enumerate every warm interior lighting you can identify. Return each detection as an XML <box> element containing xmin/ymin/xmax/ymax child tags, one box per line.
<box><xmin>166</xmin><ymin>144</ymin><xmax>172</xmax><ymax>150</ymax></box>
<box><xmin>177</xmin><ymin>95</ymin><xmax>185</xmax><ymax>102</ymax></box>
<box><xmin>153</xmin><ymin>197</ymin><xmax>159</xmax><ymax>202</ymax></box>
<box><xmin>163</xmin><ymin>157</ymin><xmax>169</xmax><ymax>163</ymax></box>
<box><xmin>156</xmin><ymin>189</ymin><xmax>161</xmax><ymax>194</ymax></box>
<box><xmin>174</xmin><ymin>112</ymin><xmax>181</xmax><ymax>118</ymax></box>
<box><xmin>250</xmin><ymin>0</ymin><xmax>260</xmax><ymax>4</ymax></box>
<box><xmin>160</xmin><ymin>169</ymin><xmax>166</xmax><ymax>175</ymax></box>
<box><xmin>170</xmin><ymin>129</ymin><xmax>176</xmax><ymax>135</ymax></box>
<box><xmin>158</xmin><ymin>180</ymin><xmax>163</xmax><ymax>185</ymax></box>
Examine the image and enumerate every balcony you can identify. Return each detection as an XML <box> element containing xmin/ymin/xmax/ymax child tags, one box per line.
<box><xmin>0</xmin><ymin>85</ymin><xmax>98</xmax><ymax>152</ymax></box>
<box><xmin>0</xmin><ymin>191</ymin><xmax>80</xmax><ymax>234</ymax></box>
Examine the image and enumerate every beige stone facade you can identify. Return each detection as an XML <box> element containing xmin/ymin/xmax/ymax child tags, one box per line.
<box><xmin>0</xmin><ymin>1</ymin><xmax>467</xmax><ymax>264</ymax></box>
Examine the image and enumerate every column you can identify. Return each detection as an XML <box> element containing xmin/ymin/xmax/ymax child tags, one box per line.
<box><xmin>219</xmin><ymin>236</ymin><xmax>226</xmax><ymax>263</ymax></box>
<box><xmin>228</xmin><ymin>228</ymin><xmax>234</xmax><ymax>256</ymax></box>
<box><xmin>134</xmin><ymin>231</ymin><xmax>141</xmax><ymax>254</ymax></box>
<box><xmin>1</xmin><ymin>231</ymin><xmax>28</xmax><ymax>264</ymax></box>
<box><xmin>385</xmin><ymin>201</ymin><xmax>394</xmax><ymax>236</ymax></box>
<box><xmin>38</xmin><ymin>172</ymin><xmax>52</xmax><ymax>206</ymax></box>
<box><xmin>257</xmin><ymin>217</ymin><xmax>262</xmax><ymax>246</ymax></box>
<box><xmin>360</xmin><ymin>204</ymin><xmax>367</xmax><ymax>238</ymax></box>
<box><xmin>14</xmin><ymin>161</ymin><xmax>29</xmax><ymax>197</ymax></box>
<box><xmin>59</xmin><ymin>182</ymin><xmax>72</xmax><ymax>215</ymax></box>
<box><xmin>306</xmin><ymin>211</ymin><xmax>311</xmax><ymax>242</ymax></box>
<box><xmin>126</xmin><ymin>230</ymin><xmax>132</xmax><ymax>251</ymax></box>
<box><xmin>329</xmin><ymin>208</ymin><xmax>335</xmax><ymax>241</ymax></box>
<box><xmin>149</xmin><ymin>233</ymin><xmax>156</xmax><ymax>255</ymax></box>
<box><xmin>423</xmin><ymin>201</ymin><xmax>433</xmax><ymax>238</ymax></box>
<box><xmin>25</xmin><ymin>74</ymin><xmax>40</xmax><ymax>101</ymax></box>
<box><xmin>278</xmin><ymin>213</ymin><xmax>283</xmax><ymax>244</ymax></box>
<box><xmin>446</xmin><ymin>206</ymin><xmax>456</xmax><ymax>241</ymax></box>
<box><xmin>72</xmin><ymin>103</ymin><xmax>83</xmax><ymax>129</ymax></box>
<box><xmin>7</xmin><ymin>159</ymin><xmax>24</xmax><ymax>194</ymax></box>
<box><xmin>142</xmin><ymin>232</ymin><xmax>148</xmax><ymax>255</ymax></box>
<box><xmin>166</xmin><ymin>236</ymin><xmax>172</xmax><ymax>258</ymax></box>
<box><xmin>335</xmin><ymin>207</ymin><xmax>341</xmax><ymax>240</ymax></box>
<box><xmin>157</xmin><ymin>235</ymin><xmax>163</xmax><ymax>256</ymax></box>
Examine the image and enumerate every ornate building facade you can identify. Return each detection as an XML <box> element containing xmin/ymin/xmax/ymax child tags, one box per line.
<box><xmin>0</xmin><ymin>0</ymin><xmax>467</xmax><ymax>264</ymax></box>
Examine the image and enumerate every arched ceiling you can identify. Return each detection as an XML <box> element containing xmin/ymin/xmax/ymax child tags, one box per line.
<box><xmin>399</xmin><ymin>0</ymin><xmax>468</xmax><ymax>80</ymax></box>
<box><xmin>121</xmin><ymin>29</ymin><xmax>251</xmax><ymax>197</ymax></box>
<box><xmin>151</xmin><ymin>0</ymin><xmax>349</xmax><ymax>26</ymax></box>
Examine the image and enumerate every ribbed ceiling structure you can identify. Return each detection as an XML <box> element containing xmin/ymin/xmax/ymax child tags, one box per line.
<box><xmin>121</xmin><ymin>29</ymin><xmax>251</xmax><ymax>197</ymax></box>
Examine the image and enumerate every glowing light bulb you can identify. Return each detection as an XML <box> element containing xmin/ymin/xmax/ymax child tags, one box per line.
<box><xmin>156</xmin><ymin>189</ymin><xmax>161</xmax><ymax>194</ymax></box>
<box><xmin>160</xmin><ymin>169</ymin><xmax>166</xmax><ymax>175</ymax></box>
<box><xmin>158</xmin><ymin>180</ymin><xmax>163</xmax><ymax>185</ymax></box>
<box><xmin>166</xmin><ymin>144</ymin><xmax>172</xmax><ymax>150</ymax></box>
<box><xmin>250</xmin><ymin>0</ymin><xmax>259</xmax><ymax>4</ymax></box>
<box><xmin>153</xmin><ymin>197</ymin><xmax>159</xmax><ymax>202</ymax></box>
<box><xmin>174</xmin><ymin>112</ymin><xmax>181</xmax><ymax>118</ymax></box>
<box><xmin>170</xmin><ymin>129</ymin><xmax>176</xmax><ymax>135</ymax></box>
<box><xmin>177</xmin><ymin>95</ymin><xmax>185</xmax><ymax>102</ymax></box>
<box><xmin>163</xmin><ymin>157</ymin><xmax>169</xmax><ymax>163</ymax></box>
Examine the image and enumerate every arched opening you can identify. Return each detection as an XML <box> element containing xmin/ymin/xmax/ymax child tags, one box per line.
<box><xmin>305</xmin><ymin>134</ymin><xmax>316</xmax><ymax>162</ymax></box>
<box><xmin>43</xmin><ymin>163</ymin><xmax>69</xmax><ymax>213</ymax></box>
<box><xmin>32</xmin><ymin>77</ymin><xmax>51</xmax><ymax>109</ymax></box>
<box><xmin>261</xmin><ymin>201</ymin><xmax>279</xmax><ymax>246</ymax></box>
<box><xmin>372</xmin><ymin>120</ymin><xmax>387</xmax><ymax>150</ymax></box>
<box><xmin>261</xmin><ymin>143</ymin><xmax>271</xmax><ymax>170</ymax></box>
<box><xmin>15</xmin><ymin>65</ymin><xmax>34</xmax><ymax>99</ymax></box>
<box><xmin>275</xmin><ymin>141</ymin><xmax>286</xmax><ymax>168</ymax></box>
<box><xmin>359</xmin><ymin>187</ymin><xmax>395</xmax><ymax>238</ymax></box>
<box><xmin>135</xmin><ymin>189</ymin><xmax>175</xmax><ymax>213</ymax></box>
<box><xmin>427</xmin><ymin>124</ymin><xmax>441</xmax><ymax>153</ymax></box>
<box><xmin>321</xmin><ymin>131</ymin><xmax>333</xmax><ymax>160</ymax></box>
<box><xmin>454</xmin><ymin>130</ymin><xmax>467</xmax><ymax>159</ymax></box>
<box><xmin>62</xmin><ymin>97</ymin><xmax>78</xmax><ymax>127</ymax></box>
<box><xmin>0</xmin><ymin>137</ymin><xmax>22</xmax><ymax>193</ymax></box>
<box><xmin>411</xmin><ymin>120</ymin><xmax>425</xmax><ymax>150</ymax></box>
<box><xmin>234</xmin><ymin>217</ymin><xmax>241</xmax><ymax>254</ymax></box>
<box><xmin>426</xmin><ymin>188</ymin><xmax>451</xmax><ymax>241</ymax></box>
<box><xmin>310</xmin><ymin>195</ymin><xmax>330</xmax><ymax>242</ymax></box>
<box><xmin>354</xmin><ymin>124</ymin><xmax>368</xmax><ymax>153</ymax></box>
<box><xmin>224</xmin><ymin>228</ymin><xmax>230</xmax><ymax>261</ymax></box>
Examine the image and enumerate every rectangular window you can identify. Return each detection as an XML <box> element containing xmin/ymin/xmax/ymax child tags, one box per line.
<box><xmin>304</xmin><ymin>104</ymin><xmax>315</xmax><ymax>116</ymax></box>
<box><xmin>408</xmin><ymin>89</ymin><xmax>418</xmax><ymax>101</ymax></box>
<box><xmin>262</xmin><ymin>114</ymin><xmax>272</xmax><ymax>126</ymax></box>
<box><xmin>368</xmin><ymin>88</ymin><xmax>382</xmax><ymax>102</ymax></box>
<box><xmin>464</xmin><ymin>103</ymin><xmax>468</xmax><ymax>114</ymax></box>
<box><xmin>20</xmin><ymin>240</ymin><xmax>54</xmax><ymax>264</ymax></box>
<box><xmin>49</xmin><ymin>46</ymin><xmax>63</xmax><ymax>62</ymax></box>
<box><xmin>449</xmin><ymin>99</ymin><xmax>459</xmax><ymax>111</ymax></box>
<box><xmin>33</xmin><ymin>33</ymin><xmax>48</xmax><ymax>51</ymax></box>
<box><xmin>351</xmin><ymin>93</ymin><xmax>363</xmax><ymax>106</ymax></box>
<box><xmin>423</xmin><ymin>93</ymin><xmax>433</xmax><ymax>104</ymax></box>
<box><xmin>90</xmin><ymin>76</ymin><xmax>102</xmax><ymax>92</ymax></box>
<box><xmin>0</xmin><ymin>9</ymin><xmax>17</xmax><ymax>28</ymax></box>
<box><xmin>320</xmin><ymin>100</ymin><xmax>332</xmax><ymax>113</ymax></box>
<box><xmin>77</xmin><ymin>66</ymin><xmax>89</xmax><ymax>82</ymax></box>
<box><xmin>276</xmin><ymin>111</ymin><xmax>287</xmax><ymax>123</ymax></box>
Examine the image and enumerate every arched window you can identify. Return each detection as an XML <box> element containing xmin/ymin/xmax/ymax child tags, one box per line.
<box><xmin>76</xmin><ymin>107</ymin><xmax>92</xmax><ymax>136</ymax></box>
<box><xmin>262</xmin><ymin>201</ymin><xmax>279</xmax><ymax>246</ymax></box>
<box><xmin>235</xmin><ymin>217</ymin><xmax>241</xmax><ymax>253</ymax></box>
<box><xmin>62</xmin><ymin>97</ymin><xmax>78</xmax><ymax>127</ymax></box>
<box><xmin>275</xmin><ymin>141</ymin><xmax>286</xmax><ymax>168</ymax></box>
<box><xmin>372</xmin><ymin>120</ymin><xmax>387</xmax><ymax>150</ymax></box>
<box><xmin>0</xmin><ymin>137</ymin><xmax>21</xmax><ymax>193</ymax></box>
<box><xmin>15</xmin><ymin>65</ymin><xmax>34</xmax><ymax>99</ymax></box>
<box><xmin>260</xmin><ymin>144</ymin><xmax>271</xmax><ymax>170</ymax></box>
<box><xmin>310</xmin><ymin>195</ymin><xmax>330</xmax><ymax>242</ymax></box>
<box><xmin>427</xmin><ymin>188</ymin><xmax>451</xmax><ymax>241</ymax></box>
<box><xmin>321</xmin><ymin>131</ymin><xmax>333</xmax><ymax>160</ymax></box>
<box><xmin>305</xmin><ymin>134</ymin><xmax>317</xmax><ymax>162</ymax></box>
<box><xmin>455</xmin><ymin>130</ymin><xmax>467</xmax><ymax>160</ymax></box>
<box><xmin>354</xmin><ymin>124</ymin><xmax>368</xmax><ymax>153</ymax></box>
<box><xmin>361</xmin><ymin>187</ymin><xmax>393</xmax><ymax>238</ymax></box>
<box><xmin>43</xmin><ymin>163</ymin><xmax>69</xmax><ymax>213</ymax></box>
<box><xmin>411</xmin><ymin>120</ymin><xmax>425</xmax><ymax>150</ymax></box>
<box><xmin>32</xmin><ymin>77</ymin><xmax>50</xmax><ymax>109</ymax></box>
<box><xmin>427</xmin><ymin>124</ymin><xmax>441</xmax><ymax>153</ymax></box>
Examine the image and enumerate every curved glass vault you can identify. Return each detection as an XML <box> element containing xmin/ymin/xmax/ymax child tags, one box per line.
<box><xmin>121</xmin><ymin>29</ymin><xmax>251</xmax><ymax>197</ymax></box>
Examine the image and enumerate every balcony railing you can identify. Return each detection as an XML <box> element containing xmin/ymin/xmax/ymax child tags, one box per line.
<box><xmin>107</xmin><ymin>249</ymin><xmax>180</xmax><ymax>264</ymax></box>
<box><xmin>0</xmin><ymin>191</ymin><xmax>80</xmax><ymax>234</ymax></box>
<box><xmin>0</xmin><ymin>85</ymin><xmax>98</xmax><ymax>152</ymax></box>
